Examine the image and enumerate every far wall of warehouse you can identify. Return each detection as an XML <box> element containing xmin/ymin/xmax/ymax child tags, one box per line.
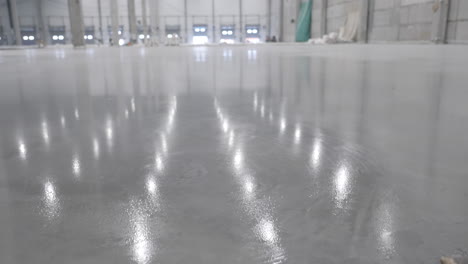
<box><xmin>311</xmin><ymin>0</ymin><xmax>468</xmax><ymax>44</ymax></box>
<box><xmin>0</xmin><ymin>0</ymin><xmax>306</xmax><ymax>45</ymax></box>
<box><xmin>2</xmin><ymin>0</ymin><xmax>465</xmax><ymax>45</ymax></box>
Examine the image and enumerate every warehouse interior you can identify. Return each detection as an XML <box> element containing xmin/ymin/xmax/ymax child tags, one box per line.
<box><xmin>1</xmin><ymin>0</ymin><xmax>468</xmax><ymax>264</ymax></box>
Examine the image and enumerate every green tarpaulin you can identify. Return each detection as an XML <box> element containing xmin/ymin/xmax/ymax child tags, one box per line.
<box><xmin>296</xmin><ymin>0</ymin><xmax>312</xmax><ymax>42</ymax></box>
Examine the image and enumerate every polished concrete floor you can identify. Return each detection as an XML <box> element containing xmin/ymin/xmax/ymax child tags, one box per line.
<box><xmin>1</xmin><ymin>44</ymin><xmax>468</xmax><ymax>264</ymax></box>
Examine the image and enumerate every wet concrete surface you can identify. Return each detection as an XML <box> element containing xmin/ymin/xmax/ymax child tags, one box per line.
<box><xmin>1</xmin><ymin>44</ymin><xmax>468</xmax><ymax>263</ymax></box>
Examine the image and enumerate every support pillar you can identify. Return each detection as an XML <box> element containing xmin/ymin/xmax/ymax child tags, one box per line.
<box><xmin>212</xmin><ymin>0</ymin><xmax>216</xmax><ymax>43</ymax></box>
<box><xmin>431</xmin><ymin>0</ymin><xmax>450</xmax><ymax>44</ymax></box>
<box><xmin>127</xmin><ymin>0</ymin><xmax>137</xmax><ymax>43</ymax></box>
<box><xmin>357</xmin><ymin>0</ymin><xmax>370</xmax><ymax>43</ymax></box>
<box><xmin>279</xmin><ymin>0</ymin><xmax>284</xmax><ymax>41</ymax></box>
<box><xmin>36</xmin><ymin>0</ymin><xmax>47</xmax><ymax>46</ymax></box>
<box><xmin>319</xmin><ymin>0</ymin><xmax>327</xmax><ymax>37</ymax></box>
<box><xmin>7</xmin><ymin>0</ymin><xmax>22</xmax><ymax>45</ymax></box>
<box><xmin>239</xmin><ymin>0</ymin><xmax>243</xmax><ymax>42</ymax></box>
<box><xmin>149</xmin><ymin>0</ymin><xmax>160</xmax><ymax>43</ymax></box>
<box><xmin>267</xmin><ymin>0</ymin><xmax>272</xmax><ymax>37</ymax></box>
<box><xmin>67</xmin><ymin>0</ymin><xmax>85</xmax><ymax>47</ymax></box>
<box><xmin>110</xmin><ymin>0</ymin><xmax>119</xmax><ymax>46</ymax></box>
<box><xmin>97</xmin><ymin>0</ymin><xmax>104</xmax><ymax>44</ymax></box>
<box><xmin>141</xmin><ymin>0</ymin><xmax>148</xmax><ymax>44</ymax></box>
<box><xmin>184</xmin><ymin>0</ymin><xmax>188</xmax><ymax>43</ymax></box>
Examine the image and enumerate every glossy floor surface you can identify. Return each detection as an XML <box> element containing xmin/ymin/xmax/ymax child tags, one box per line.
<box><xmin>1</xmin><ymin>44</ymin><xmax>468</xmax><ymax>264</ymax></box>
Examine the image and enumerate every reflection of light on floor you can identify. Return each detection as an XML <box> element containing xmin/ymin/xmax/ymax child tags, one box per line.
<box><xmin>146</xmin><ymin>177</ymin><xmax>157</xmax><ymax>195</ymax></box>
<box><xmin>131</xmin><ymin>97</ymin><xmax>136</xmax><ymax>112</ymax></box>
<box><xmin>222</xmin><ymin>49</ymin><xmax>233</xmax><ymax>61</ymax></box>
<box><xmin>335</xmin><ymin>165</ymin><xmax>350</xmax><ymax>208</ymax></box>
<box><xmin>106</xmin><ymin>117</ymin><xmax>113</xmax><ymax>148</ymax></box>
<box><xmin>45</xmin><ymin>181</ymin><xmax>56</xmax><ymax>203</ymax></box>
<box><xmin>377</xmin><ymin>203</ymin><xmax>395</xmax><ymax>257</ymax></box>
<box><xmin>279</xmin><ymin>118</ymin><xmax>286</xmax><ymax>134</ymax></box>
<box><xmin>72</xmin><ymin>155</ymin><xmax>81</xmax><ymax>176</ymax></box>
<box><xmin>294</xmin><ymin>124</ymin><xmax>301</xmax><ymax>145</ymax></box>
<box><xmin>269</xmin><ymin>111</ymin><xmax>274</xmax><ymax>122</ymax></box>
<box><xmin>222</xmin><ymin>120</ymin><xmax>229</xmax><ymax>133</ymax></box>
<box><xmin>155</xmin><ymin>153</ymin><xmax>163</xmax><ymax>172</ymax></box>
<box><xmin>125</xmin><ymin>109</ymin><xmax>129</xmax><ymax>119</ymax></box>
<box><xmin>132</xmin><ymin>215</ymin><xmax>152</xmax><ymax>264</ymax></box>
<box><xmin>245</xmin><ymin>180</ymin><xmax>254</xmax><ymax>193</ymax></box>
<box><xmin>260</xmin><ymin>103</ymin><xmax>265</xmax><ymax>118</ymax></box>
<box><xmin>233</xmin><ymin>148</ymin><xmax>244</xmax><ymax>170</ymax></box>
<box><xmin>227</xmin><ymin>130</ymin><xmax>235</xmax><ymax>147</ymax></box>
<box><xmin>247</xmin><ymin>49</ymin><xmax>257</xmax><ymax>61</ymax></box>
<box><xmin>60</xmin><ymin>115</ymin><xmax>66</xmax><ymax>127</ymax></box>
<box><xmin>74</xmin><ymin>109</ymin><xmax>80</xmax><ymax>120</ymax></box>
<box><xmin>253</xmin><ymin>93</ymin><xmax>258</xmax><ymax>111</ymax></box>
<box><xmin>243</xmin><ymin>176</ymin><xmax>255</xmax><ymax>199</ymax></box>
<box><xmin>167</xmin><ymin>113</ymin><xmax>174</xmax><ymax>131</ymax></box>
<box><xmin>167</xmin><ymin>98</ymin><xmax>177</xmax><ymax>131</ymax></box>
<box><xmin>215</xmin><ymin>105</ymin><xmax>222</xmax><ymax>118</ymax></box>
<box><xmin>43</xmin><ymin>179</ymin><xmax>60</xmax><ymax>221</ymax></box>
<box><xmin>194</xmin><ymin>49</ymin><xmax>207</xmax><ymax>62</ymax></box>
<box><xmin>216</xmin><ymin>100</ymin><xmax>286</xmax><ymax>262</ymax></box>
<box><xmin>42</xmin><ymin>120</ymin><xmax>49</xmax><ymax>145</ymax></box>
<box><xmin>258</xmin><ymin>219</ymin><xmax>277</xmax><ymax>244</ymax></box>
<box><xmin>54</xmin><ymin>49</ymin><xmax>65</xmax><ymax>59</ymax></box>
<box><xmin>18</xmin><ymin>139</ymin><xmax>27</xmax><ymax>160</ymax></box>
<box><xmin>380</xmin><ymin>230</ymin><xmax>392</xmax><ymax>250</ymax></box>
<box><xmin>93</xmin><ymin>138</ymin><xmax>100</xmax><ymax>159</ymax></box>
<box><xmin>172</xmin><ymin>96</ymin><xmax>177</xmax><ymax>109</ymax></box>
<box><xmin>310</xmin><ymin>138</ymin><xmax>322</xmax><ymax>169</ymax></box>
<box><xmin>161</xmin><ymin>134</ymin><xmax>168</xmax><ymax>154</ymax></box>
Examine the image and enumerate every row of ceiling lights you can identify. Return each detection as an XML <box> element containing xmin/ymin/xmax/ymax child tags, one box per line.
<box><xmin>246</xmin><ymin>29</ymin><xmax>259</xmax><ymax>34</ymax></box>
<box><xmin>18</xmin><ymin>26</ymin><xmax>259</xmax><ymax>42</ymax></box>
<box><xmin>23</xmin><ymin>35</ymin><xmax>88</xmax><ymax>41</ymax></box>
<box><xmin>52</xmin><ymin>35</ymin><xmax>65</xmax><ymax>40</ymax></box>
<box><xmin>21</xmin><ymin>30</ymin><xmax>258</xmax><ymax>43</ymax></box>
<box><xmin>221</xmin><ymin>30</ymin><xmax>234</xmax><ymax>36</ymax></box>
<box><xmin>22</xmin><ymin>35</ymin><xmax>35</xmax><ymax>41</ymax></box>
<box><xmin>23</xmin><ymin>34</ymin><xmax>141</xmax><ymax>43</ymax></box>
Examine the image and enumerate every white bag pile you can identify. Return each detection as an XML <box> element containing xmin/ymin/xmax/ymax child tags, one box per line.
<box><xmin>308</xmin><ymin>11</ymin><xmax>359</xmax><ymax>45</ymax></box>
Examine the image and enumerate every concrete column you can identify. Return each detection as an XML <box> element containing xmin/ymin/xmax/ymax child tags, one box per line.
<box><xmin>357</xmin><ymin>0</ymin><xmax>370</xmax><ymax>43</ymax></box>
<box><xmin>184</xmin><ymin>0</ymin><xmax>188</xmax><ymax>43</ymax></box>
<box><xmin>319</xmin><ymin>0</ymin><xmax>327</xmax><ymax>37</ymax></box>
<box><xmin>7</xmin><ymin>0</ymin><xmax>22</xmax><ymax>45</ymax></box>
<box><xmin>268</xmin><ymin>0</ymin><xmax>272</xmax><ymax>37</ymax></box>
<box><xmin>431</xmin><ymin>0</ymin><xmax>450</xmax><ymax>44</ymax></box>
<box><xmin>280</xmin><ymin>0</ymin><xmax>300</xmax><ymax>42</ymax></box>
<box><xmin>239</xmin><ymin>0</ymin><xmax>243</xmax><ymax>42</ymax></box>
<box><xmin>212</xmin><ymin>0</ymin><xmax>216</xmax><ymax>43</ymax></box>
<box><xmin>67</xmin><ymin>0</ymin><xmax>85</xmax><ymax>47</ymax></box>
<box><xmin>127</xmin><ymin>0</ymin><xmax>137</xmax><ymax>43</ymax></box>
<box><xmin>110</xmin><ymin>0</ymin><xmax>119</xmax><ymax>46</ymax></box>
<box><xmin>97</xmin><ymin>0</ymin><xmax>104</xmax><ymax>44</ymax></box>
<box><xmin>36</xmin><ymin>0</ymin><xmax>47</xmax><ymax>46</ymax></box>
<box><xmin>149</xmin><ymin>0</ymin><xmax>160</xmax><ymax>42</ymax></box>
<box><xmin>141</xmin><ymin>0</ymin><xmax>148</xmax><ymax>44</ymax></box>
<box><xmin>279</xmin><ymin>0</ymin><xmax>284</xmax><ymax>41</ymax></box>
